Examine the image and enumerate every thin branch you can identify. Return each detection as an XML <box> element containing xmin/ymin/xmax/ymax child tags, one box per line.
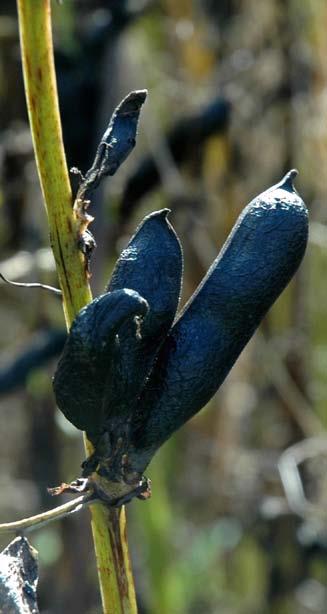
<box><xmin>0</xmin><ymin>273</ymin><xmax>62</xmax><ymax>296</ymax></box>
<box><xmin>0</xmin><ymin>494</ymin><xmax>94</xmax><ymax>535</ymax></box>
<box><xmin>0</xmin><ymin>474</ymin><xmax>150</xmax><ymax>536</ymax></box>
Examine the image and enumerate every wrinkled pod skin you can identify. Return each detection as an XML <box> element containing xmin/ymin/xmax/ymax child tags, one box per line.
<box><xmin>53</xmin><ymin>210</ymin><xmax>182</xmax><ymax>480</ymax></box>
<box><xmin>128</xmin><ymin>170</ymin><xmax>308</xmax><ymax>474</ymax></box>
<box><xmin>107</xmin><ymin>208</ymin><xmax>183</xmax><ymax>405</ymax></box>
<box><xmin>80</xmin><ymin>90</ymin><xmax>148</xmax><ymax>196</ymax></box>
<box><xmin>53</xmin><ymin>170</ymin><xmax>308</xmax><ymax>485</ymax></box>
<box><xmin>53</xmin><ymin>289</ymin><xmax>149</xmax><ymax>476</ymax></box>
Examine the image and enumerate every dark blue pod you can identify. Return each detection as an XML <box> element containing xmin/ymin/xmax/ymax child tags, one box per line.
<box><xmin>80</xmin><ymin>90</ymin><xmax>147</xmax><ymax>195</ymax></box>
<box><xmin>105</xmin><ymin>209</ymin><xmax>183</xmax><ymax>427</ymax></box>
<box><xmin>129</xmin><ymin>170</ymin><xmax>309</xmax><ymax>472</ymax></box>
<box><xmin>108</xmin><ymin>209</ymin><xmax>183</xmax><ymax>345</ymax></box>
<box><xmin>53</xmin><ymin>289</ymin><xmax>148</xmax><ymax>440</ymax></box>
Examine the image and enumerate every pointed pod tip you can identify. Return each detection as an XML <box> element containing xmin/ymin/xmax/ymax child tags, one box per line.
<box><xmin>135</xmin><ymin>209</ymin><xmax>178</xmax><ymax>242</ymax></box>
<box><xmin>133</xmin><ymin>89</ymin><xmax>148</xmax><ymax>102</ymax></box>
<box><xmin>158</xmin><ymin>208</ymin><xmax>171</xmax><ymax>218</ymax></box>
<box><xmin>145</xmin><ymin>208</ymin><xmax>171</xmax><ymax>222</ymax></box>
<box><xmin>118</xmin><ymin>90</ymin><xmax>148</xmax><ymax>114</ymax></box>
<box><xmin>124</xmin><ymin>89</ymin><xmax>148</xmax><ymax>105</ymax></box>
<box><xmin>279</xmin><ymin>168</ymin><xmax>298</xmax><ymax>191</ymax></box>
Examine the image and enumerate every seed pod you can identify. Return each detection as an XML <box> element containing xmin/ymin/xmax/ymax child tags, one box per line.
<box><xmin>108</xmin><ymin>209</ymin><xmax>182</xmax><ymax>337</ymax></box>
<box><xmin>108</xmin><ymin>209</ymin><xmax>182</xmax><ymax>360</ymax></box>
<box><xmin>103</xmin><ymin>209</ymin><xmax>182</xmax><ymax>440</ymax></box>
<box><xmin>79</xmin><ymin>90</ymin><xmax>147</xmax><ymax>197</ymax></box>
<box><xmin>129</xmin><ymin>170</ymin><xmax>309</xmax><ymax>472</ymax></box>
<box><xmin>53</xmin><ymin>209</ymin><xmax>182</xmax><ymax>478</ymax></box>
<box><xmin>53</xmin><ymin>289</ymin><xmax>148</xmax><ymax>441</ymax></box>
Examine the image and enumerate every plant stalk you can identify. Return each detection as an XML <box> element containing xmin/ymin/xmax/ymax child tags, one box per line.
<box><xmin>16</xmin><ymin>1</ymin><xmax>137</xmax><ymax>612</ymax></box>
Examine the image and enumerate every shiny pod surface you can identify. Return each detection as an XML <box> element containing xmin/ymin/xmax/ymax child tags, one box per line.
<box><xmin>53</xmin><ymin>289</ymin><xmax>148</xmax><ymax>440</ymax></box>
<box><xmin>129</xmin><ymin>171</ymin><xmax>309</xmax><ymax>472</ymax></box>
<box><xmin>81</xmin><ymin>90</ymin><xmax>148</xmax><ymax>194</ymax></box>
<box><xmin>108</xmin><ymin>209</ymin><xmax>182</xmax><ymax>348</ymax></box>
<box><xmin>105</xmin><ymin>209</ymin><xmax>183</xmax><ymax>425</ymax></box>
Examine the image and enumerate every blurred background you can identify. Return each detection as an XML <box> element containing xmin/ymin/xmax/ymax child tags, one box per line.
<box><xmin>0</xmin><ymin>1</ymin><xmax>326</xmax><ymax>612</ymax></box>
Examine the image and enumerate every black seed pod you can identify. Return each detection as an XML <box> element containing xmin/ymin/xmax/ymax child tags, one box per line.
<box><xmin>79</xmin><ymin>90</ymin><xmax>147</xmax><ymax>196</ymax></box>
<box><xmin>129</xmin><ymin>170</ymin><xmax>309</xmax><ymax>472</ymax></box>
<box><xmin>108</xmin><ymin>209</ymin><xmax>182</xmax><ymax>361</ymax></box>
<box><xmin>104</xmin><ymin>209</ymin><xmax>182</xmax><ymax>440</ymax></box>
<box><xmin>53</xmin><ymin>289</ymin><xmax>148</xmax><ymax>440</ymax></box>
<box><xmin>53</xmin><ymin>209</ymin><xmax>182</xmax><ymax>479</ymax></box>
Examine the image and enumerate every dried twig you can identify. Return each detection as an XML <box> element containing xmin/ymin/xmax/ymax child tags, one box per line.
<box><xmin>0</xmin><ymin>493</ymin><xmax>93</xmax><ymax>535</ymax></box>
<box><xmin>0</xmin><ymin>272</ymin><xmax>61</xmax><ymax>295</ymax></box>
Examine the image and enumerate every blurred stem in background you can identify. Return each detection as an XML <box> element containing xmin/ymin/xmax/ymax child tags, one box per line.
<box><xmin>15</xmin><ymin>1</ymin><xmax>137</xmax><ymax>612</ymax></box>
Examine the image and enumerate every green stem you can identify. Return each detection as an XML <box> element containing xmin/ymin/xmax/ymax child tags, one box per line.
<box><xmin>16</xmin><ymin>1</ymin><xmax>137</xmax><ymax>612</ymax></box>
